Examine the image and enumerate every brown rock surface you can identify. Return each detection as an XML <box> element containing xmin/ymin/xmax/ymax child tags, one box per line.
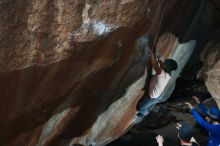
<box><xmin>201</xmin><ymin>41</ymin><xmax>220</xmax><ymax>108</ymax></box>
<box><xmin>0</xmin><ymin>0</ymin><xmax>217</xmax><ymax>146</ymax></box>
<box><xmin>199</xmin><ymin>0</ymin><xmax>220</xmax><ymax>109</ymax></box>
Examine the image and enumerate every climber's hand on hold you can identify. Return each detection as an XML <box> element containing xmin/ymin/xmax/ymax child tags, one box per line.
<box><xmin>156</xmin><ymin>54</ymin><xmax>161</xmax><ymax>60</ymax></box>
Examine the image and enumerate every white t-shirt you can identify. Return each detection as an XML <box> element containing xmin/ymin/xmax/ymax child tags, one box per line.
<box><xmin>149</xmin><ymin>69</ymin><xmax>171</xmax><ymax>99</ymax></box>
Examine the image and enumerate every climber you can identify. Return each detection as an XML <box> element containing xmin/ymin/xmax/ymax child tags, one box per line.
<box><xmin>156</xmin><ymin>123</ymin><xmax>199</xmax><ymax>146</ymax></box>
<box><xmin>136</xmin><ymin>47</ymin><xmax>178</xmax><ymax>117</ymax></box>
<box><xmin>185</xmin><ymin>96</ymin><xmax>220</xmax><ymax>146</ymax></box>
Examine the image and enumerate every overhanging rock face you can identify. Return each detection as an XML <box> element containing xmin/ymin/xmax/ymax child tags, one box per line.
<box><xmin>0</xmin><ymin>0</ymin><xmax>218</xmax><ymax>146</ymax></box>
<box><xmin>201</xmin><ymin>41</ymin><xmax>220</xmax><ymax>109</ymax></box>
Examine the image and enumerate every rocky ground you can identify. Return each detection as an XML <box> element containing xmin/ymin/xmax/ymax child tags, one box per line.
<box><xmin>107</xmin><ymin>77</ymin><xmax>215</xmax><ymax>146</ymax></box>
<box><xmin>107</xmin><ymin>100</ymin><xmax>210</xmax><ymax>146</ymax></box>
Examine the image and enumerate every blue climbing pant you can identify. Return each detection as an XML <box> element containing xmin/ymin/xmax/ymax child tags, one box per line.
<box><xmin>137</xmin><ymin>96</ymin><xmax>160</xmax><ymax>115</ymax></box>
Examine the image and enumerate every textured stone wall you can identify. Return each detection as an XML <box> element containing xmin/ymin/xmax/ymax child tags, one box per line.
<box><xmin>199</xmin><ymin>0</ymin><xmax>220</xmax><ymax>108</ymax></box>
<box><xmin>201</xmin><ymin>40</ymin><xmax>220</xmax><ymax>108</ymax></box>
<box><xmin>0</xmin><ymin>0</ymin><xmax>219</xmax><ymax>146</ymax></box>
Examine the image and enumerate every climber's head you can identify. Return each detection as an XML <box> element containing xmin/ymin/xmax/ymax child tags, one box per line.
<box><xmin>162</xmin><ymin>59</ymin><xmax>178</xmax><ymax>73</ymax></box>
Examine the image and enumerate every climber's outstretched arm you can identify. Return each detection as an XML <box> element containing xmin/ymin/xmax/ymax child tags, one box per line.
<box><xmin>148</xmin><ymin>48</ymin><xmax>161</xmax><ymax>75</ymax></box>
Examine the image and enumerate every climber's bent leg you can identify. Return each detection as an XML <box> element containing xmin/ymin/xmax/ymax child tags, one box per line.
<box><xmin>137</xmin><ymin>97</ymin><xmax>159</xmax><ymax>116</ymax></box>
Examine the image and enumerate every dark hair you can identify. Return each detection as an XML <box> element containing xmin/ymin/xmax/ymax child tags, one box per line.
<box><xmin>163</xmin><ymin>59</ymin><xmax>177</xmax><ymax>73</ymax></box>
<box><xmin>178</xmin><ymin>124</ymin><xmax>194</xmax><ymax>142</ymax></box>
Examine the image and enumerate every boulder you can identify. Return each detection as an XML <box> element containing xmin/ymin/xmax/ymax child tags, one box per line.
<box><xmin>201</xmin><ymin>41</ymin><xmax>220</xmax><ymax>108</ymax></box>
<box><xmin>0</xmin><ymin>0</ymin><xmax>214</xmax><ymax>145</ymax></box>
